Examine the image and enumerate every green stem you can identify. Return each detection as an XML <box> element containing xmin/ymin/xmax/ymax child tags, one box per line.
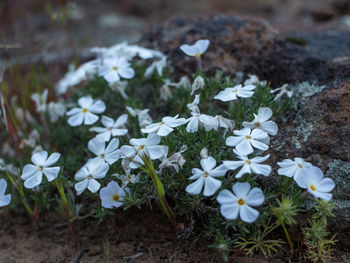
<box><xmin>140</xmin><ymin>154</ymin><xmax>176</xmax><ymax>225</ymax></box>
<box><xmin>6</xmin><ymin>172</ymin><xmax>34</xmax><ymax>216</ymax></box>
<box><xmin>55</xmin><ymin>178</ymin><xmax>79</xmax><ymax>242</ymax></box>
<box><xmin>279</xmin><ymin>218</ymin><xmax>293</xmax><ymax>250</ymax></box>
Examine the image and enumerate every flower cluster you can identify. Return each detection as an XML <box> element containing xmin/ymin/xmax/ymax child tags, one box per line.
<box><xmin>1</xmin><ymin>38</ymin><xmax>337</xmax><ymax>261</ymax></box>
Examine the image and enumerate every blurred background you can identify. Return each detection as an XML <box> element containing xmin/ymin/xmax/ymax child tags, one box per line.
<box><xmin>1</xmin><ymin>0</ymin><xmax>350</xmax><ymax>77</ymax></box>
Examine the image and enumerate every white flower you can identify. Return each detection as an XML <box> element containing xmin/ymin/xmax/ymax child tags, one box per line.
<box><xmin>226</xmin><ymin>128</ymin><xmax>269</xmax><ymax>155</ymax></box>
<box><xmin>144</xmin><ymin>56</ymin><xmax>167</xmax><ymax>77</ymax></box>
<box><xmin>141</xmin><ymin>115</ymin><xmax>187</xmax><ymax>136</ymax></box>
<box><xmin>0</xmin><ymin>178</ymin><xmax>11</xmax><ymax>207</ymax></box>
<box><xmin>186</xmin><ymin>156</ymin><xmax>227</xmax><ymax>197</ymax></box>
<box><xmin>187</xmin><ymin>94</ymin><xmax>200</xmax><ymax>113</ymax></box>
<box><xmin>113</xmin><ymin>170</ymin><xmax>140</xmax><ymax>187</ymax></box>
<box><xmin>224</xmin><ymin>150</ymin><xmax>271</xmax><ymax>178</ymax></box>
<box><xmin>48</xmin><ymin>101</ymin><xmax>66</xmax><ymax>123</ymax></box>
<box><xmin>214</xmin><ymin>84</ymin><xmax>255</xmax><ymax>102</ymax></box>
<box><xmin>31</xmin><ymin>89</ymin><xmax>48</xmax><ymax>113</ymax></box>
<box><xmin>159</xmin><ymin>82</ymin><xmax>172</xmax><ymax>101</ymax></box>
<box><xmin>126</xmin><ymin>106</ymin><xmax>153</xmax><ymax>128</ymax></box>
<box><xmin>21</xmin><ymin>151</ymin><xmax>61</xmax><ymax>189</ymax></box>
<box><xmin>74</xmin><ymin>160</ymin><xmax>109</xmax><ymax>195</ymax></box>
<box><xmin>215</xmin><ymin>115</ymin><xmax>235</xmax><ymax>131</ymax></box>
<box><xmin>90</xmin><ymin>115</ymin><xmax>128</xmax><ymax>142</ymax></box>
<box><xmin>119</xmin><ymin>133</ymin><xmax>167</xmax><ymax>169</ymax></box>
<box><xmin>98</xmin><ymin>57</ymin><xmax>135</xmax><ymax>83</ymax></box>
<box><xmin>66</xmin><ymin>96</ymin><xmax>106</xmax><ymax>126</ymax></box>
<box><xmin>169</xmin><ymin>76</ymin><xmax>191</xmax><ymax>90</ymax></box>
<box><xmin>297</xmin><ymin>166</ymin><xmax>335</xmax><ymax>201</ymax></box>
<box><xmin>191</xmin><ymin>76</ymin><xmax>205</xmax><ymax>95</ymax></box>
<box><xmin>110</xmin><ymin>80</ymin><xmax>128</xmax><ymax>99</ymax></box>
<box><xmin>100</xmin><ymin>181</ymin><xmax>128</xmax><ymax>208</ymax></box>
<box><xmin>55</xmin><ymin>61</ymin><xmax>99</xmax><ymax>95</ymax></box>
<box><xmin>242</xmin><ymin>107</ymin><xmax>278</xmax><ymax>136</ymax></box>
<box><xmin>217</xmin><ymin>182</ymin><xmax>264</xmax><ymax>223</ymax></box>
<box><xmin>158</xmin><ymin>145</ymin><xmax>187</xmax><ymax>174</ymax></box>
<box><xmin>200</xmin><ymin>148</ymin><xmax>209</xmax><ymax>159</ymax></box>
<box><xmin>20</xmin><ymin>130</ymin><xmax>40</xmax><ymax>149</ymax></box>
<box><xmin>243</xmin><ymin>74</ymin><xmax>267</xmax><ymax>86</ymax></box>
<box><xmin>270</xmin><ymin>84</ymin><xmax>293</xmax><ymax>101</ymax></box>
<box><xmin>186</xmin><ymin>112</ymin><xmax>218</xmax><ymax>133</ymax></box>
<box><xmin>88</xmin><ymin>137</ymin><xmax>120</xmax><ymax>165</ymax></box>
<box><xmin>180</xmin><ymin>39</ymin><xmax>210</xmax><ymax>57</ymax></box>
<box><xmin>277</xmin><ymin>158</ymin><xmax>312</xmax><ymax>187</ymax></box>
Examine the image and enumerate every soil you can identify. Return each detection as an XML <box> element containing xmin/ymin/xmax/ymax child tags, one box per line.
<box><xmin>0</xmin><ymin>205</ymin><xmax>284</xmax><ymax>263</ymax></box>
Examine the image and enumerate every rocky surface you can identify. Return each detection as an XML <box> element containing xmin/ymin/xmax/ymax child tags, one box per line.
<box><xmin>141</xmin><ymin>15</ymin><xmax>350</xmax><ymax>229</ymax></box>
<box><xmin>141</xmin><ymin>15</ymin><xmax>350</xmax><ymax>87</ymax></box>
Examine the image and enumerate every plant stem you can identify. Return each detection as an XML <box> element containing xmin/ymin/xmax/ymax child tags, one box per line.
<box><xmin>140</xmin><ymin>154</ymin><xmax>176</xmax><ymax>226</ymax></box>
<box><xmin>6</xmin><ymin>172</ymin><xmax>34</xmax><ymax>217</ymax></box>
<box><xmin>279</xmin><ymin>218</ymin><xmax>293</xmax><ymax>250</ymax></box>
<box><xmin>55</xmin><ymin>178</ymin><xmax>79</xmax><ymax>244</ymax></box>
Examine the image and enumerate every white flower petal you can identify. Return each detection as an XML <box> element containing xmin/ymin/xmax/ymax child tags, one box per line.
<box><xmin>232</xmin><ymin>182</ymin><xmax>251</xmax><ymax>198</ymax></box>
<box><xmin>24</xmin><ymin>173</ymin><xmax>43</xmax><ymax>189</ymax></box>
<box><xmin>245</xmin><ymin>188</ymin><xmax>264</xmax><ymax>206</ymax></box>
<box><xmin>240</xmin><ymin>205</ymin><xmax>259</xmax><ymax>223</ymax></box>
<box><xmin>88</xmin><ymin>138</ymin><xmax>105</xmax><ymax>155</ymax></box>
<box><xmin>186</xmin><ymin>177</ymin><xmax>204</xmax><ymax>195</ymax></box>
<box><xmin>89</xmin><ymin>100</ymin><xmax>106</xmax><ymax>114</ymax></box>
<box><xmin>43</xmin><ymin>167</ymin><xmax>60</xmax><ymax>182</ymax></box>
<box><xmin>200</xmin><ymin>156</ymin><xmax>216</xmax><ymax>171</ymax></box>
<box><xmin>84</xmin><ymin>112</ymin><xmax>99</xmax><ymax>125</ymax></box>
<box><xmin>236</xmin><ymin>140</ymin><xmax>254</xmax><ymax>155</ymax></box>
<box><xmin>119</xmin><ymin>67</ymin><xmax>135</xmax><ymax>79</ymax></box>
<box><xmin>87</xmin><ymin>179</ymin><xmax>101</xmax><ymax>193</ymax></box>
<box><xmin>75</xmin><ymin>179</ymin><xmax>88</xmax><ymax>195</ymax></box>
<box><xmin>250</xmin><ymin>139</ymin><xmax>268</xmax><ymax>151</ymax></box>
<box><xmin>203</xmin><ymin>177</ymin><xmax>222</xmax><ymax>196</ymax></box>
<box><xmin>68</xmin><ymin>112</ymin><xmax>84</xmax><ymax>126</ymax></box>
<box><xmin>258</xmin><ymin>107</ymin><xmax>272</xmax><ymax>122</ymax></box>
<box><xmin>217</xmin><ymin>189</ymin><xmax>236</xmax><ymax>204</ymax></box>
<box><xmin>225</xmin><ymin>136</ymin><xmax>243</xmax><ymax>147</ymax></box>
<box><xmin>251</xmin><ymin>163</ymin><xmax>271</xmax><ymax>176</ymax></box>
<box><xmin>44</xmin><ymin>152</ymin><xmax>61</xmax><ymax>167</ymax></box>
<box><xmin>21</xmin><ymin>164</ymin><xmax>39</xmax><ymax>180</ymax></box>
<box><xmin>31</xmin><ymin>151</ymin><xmax>48</xmax><ymax>166</ymax></box>
<box><xmin>235</xmin><ymin>164</ymin><xmax>251</xmax><ymax>178</ymax></box>
<box><xmin>78</xmin><ymin>96</ymin><xmax>93</xmax><ymax>108</ymax></box>
<box><xmin>220</xmin><ymin>204</ymin><xmax>239</xmax><ymax>220</ymax></box>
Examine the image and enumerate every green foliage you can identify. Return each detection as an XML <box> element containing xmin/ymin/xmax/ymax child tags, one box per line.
<box><xmin>235</xmin><ymin>219</ymin><xmax>284</xmax><ymax>258</ymax></box>
<box><xmin>0</xmin><ymin>52</ymin><xmax>330</xmax><ymax>263</ymax></box>
<box><xmin>303</xmin><ymin>200</ymin><xmax>337</xmax><ymax>262</ymax></box>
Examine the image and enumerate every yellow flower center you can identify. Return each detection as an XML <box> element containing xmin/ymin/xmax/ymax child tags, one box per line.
<box><xmin>237</xmin><ymin>198</ymin><xmax>245</xmax><ymax>205</ymax></box>
<box><xmin>245</xmin><ymin>160</ymin><xmax>251</xmax><ymax>165</ymax></box>
<box><xmin>232</xmin><ymin>89</ymin><xmax>237</xmax><ymax>93</ymax></box>
<box><xmin>310</xmin><ymin>184</ymin><xmax>316</xmax><ymax>191</ymax></box>
<box><xmin>112</xmin><ymin>194</ymin><xmax>120</xmax><ymax>201</ymax></box>
<box><xmin>82</xmin><ymin>108</ymin><xmax>88</xmax><ymax>113</ymax></box>
<box><xmin>194</xmin><ymin>54</ymin><xmax>201</xmax><ymax>57</ymax></box>
<box><xmin>112</xmin><ymin>66</ymin><xmax>119</xmax><ymax>71</ymax></box>
<box><xmin>38</xmin><ymin>165</ymin><xmax>44</xmax><ymax>171</ymax></box>
<box><xmin>245</xmin><ymin>135</ymin><xmax>252</xmax><ymax>140</ymax></box>
<box><xmin>87</xmin><ymin>174</ymin><xmax>93</xmax><ymax>180</ymax></box>
<box><xmin>138</xmin><ymin>145</ymin><xmax>145</xmax><ymax>151</ymax></box>
<box><xmin>202</xmin><ymin>171</ymin><xmax>210</xmax><ymax>178</ymax></box>
<box><xmin>254</xmin><ymin>122</ymin><xmax>261</xmax><ymax>128</ymax></box>
<box><xmin>100</xmin><ymin>153</ymin><xmax>105</xmax><ymax>159</ymax></box>
<box><xmin>107</xmin><ymin>127</ymin><xmax>113</xmax><ymax>131</ymax></box>
<box><xmin>298</xmin><ymin>163</ymin><xmax>304</xmax><ymax>168</ymax></box>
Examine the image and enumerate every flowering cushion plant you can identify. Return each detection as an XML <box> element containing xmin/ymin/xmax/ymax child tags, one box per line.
<box><xmin>0</xmin><ymin>41</ymin><xmax>337</xmax><ymax>261</ymax></box>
